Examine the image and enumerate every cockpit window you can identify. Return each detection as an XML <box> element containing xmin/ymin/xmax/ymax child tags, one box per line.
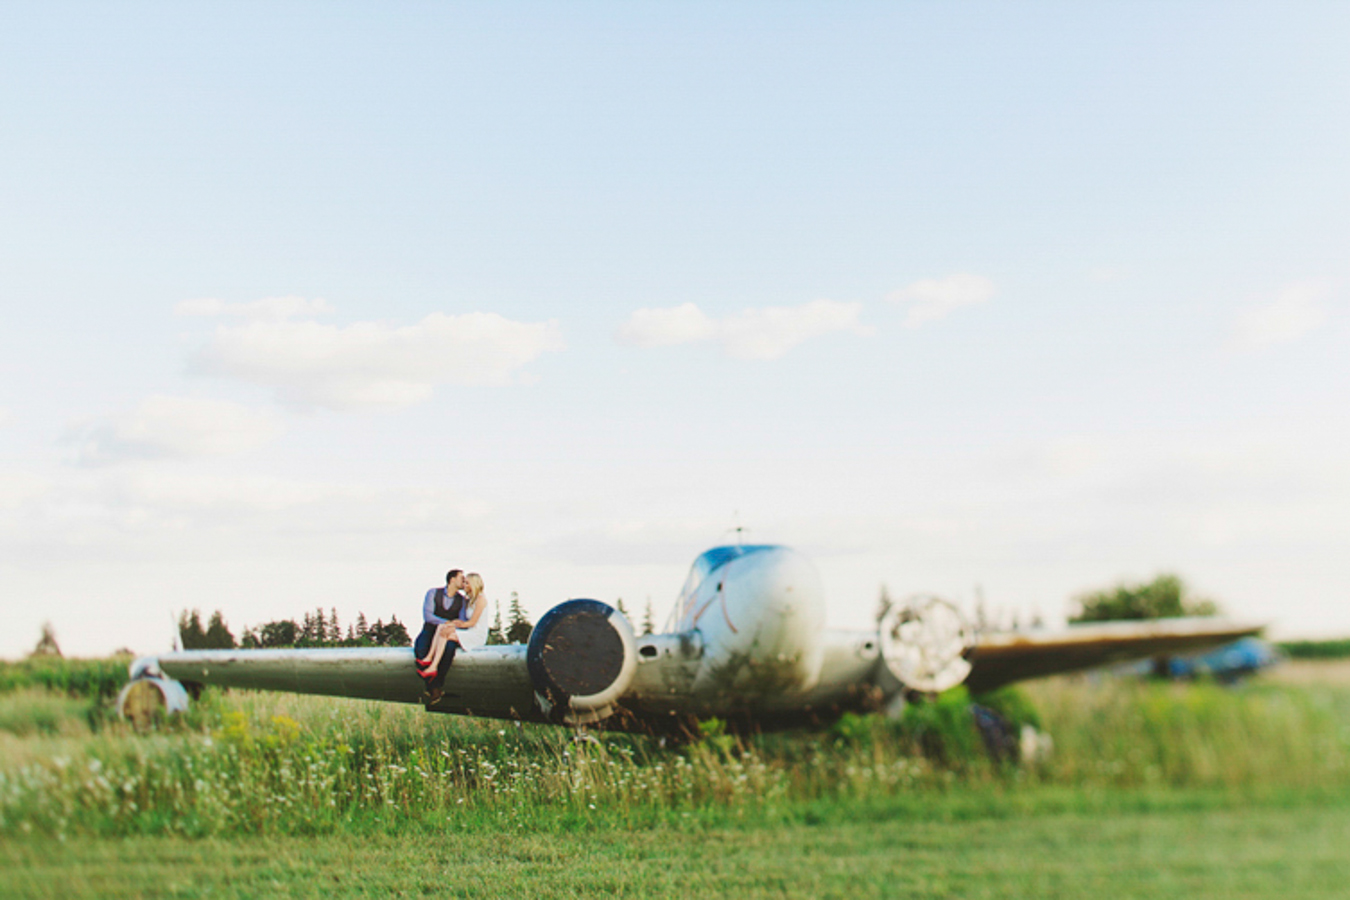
<box><xmin>667</xmin><ymin>545</ymin><xmax>780</xmax><ymax>631</ymax></box>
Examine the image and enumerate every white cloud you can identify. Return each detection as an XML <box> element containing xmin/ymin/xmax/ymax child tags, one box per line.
<box><xmin>719</xmin><ymin>302</ymin><xmax>874</xmax><ymax>360</ymax></box>
<box><xmin>192</xmin><ymin>311</ymin><xmax>565</xmax><ymax>410</ymax></box>
<box><xmin>175</xmin><ymin>296</ymin><xmax>334</xmax><ymax>320</ymax></box>
<box><xmin>0</xmin><ymin>472</ymin><xmax>49</xmax><ymax>509</ymax></box>
<box><xmin>0</xmin><ymin>407</ymin><xmax>10</xmax><ymax>428</ymax></box>
<box><xmin>3</xmin><ymin>469</ymin><xmax>492</xmax><ymax>538</ymax></box>
<box><xmin>72</xmin><ymin>395</ymin><xmax>281</xmax><ymax>465</ymax></box>
<box><xmin>616</xmin><ymin>303</ymin><xmax>716</xmax><ymax>347</ymax></box>
<box><xmin>98</xmin><ymin>474</ymin><xmax>492</xmax><ymax>530</ymax></box>
<box><xmin>1231</xmin><ymin>281</ymin><xmax>1328</xmax><ymax>351</ymax></box>
<box><xmin>888</xmin><ymin>274</ymin><xmax>996</xmax><ymax>328</ymax></box>
<box><xmin>110</xmin><ymin>470</ymin><xmax>359</xmax><ymax>514</ymax></box>
<box><xmin>616</xmin><ymin>299</ymin><xmax>871</xmax><ymax>360</ymax></box>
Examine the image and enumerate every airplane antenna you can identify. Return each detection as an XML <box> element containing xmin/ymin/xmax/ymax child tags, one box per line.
<box><xmin>726</xmin><ymin>511</ymin><xmax>749</xmax><ymax>546</ymax></box>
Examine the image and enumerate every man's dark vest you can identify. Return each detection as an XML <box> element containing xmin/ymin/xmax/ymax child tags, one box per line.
<box><xmin>433</xmin><ymin>588</ymin><xmax>466</xmax><ymax>621</ymax></box>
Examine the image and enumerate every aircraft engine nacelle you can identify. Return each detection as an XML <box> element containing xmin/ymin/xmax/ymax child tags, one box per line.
<box><xmin>117</xmin><ymin>658</ymin><xmax>192</xmax><ymax>729</ymax></box>
<box><xmin>879</xmin><ymin>595</ymin><xmax>975</xmax><ymax>693</ymax></box>
<box><xmin>527</xmin><ymin>599</ymin><xmax>638</xmax><ymax>726</ymax></box>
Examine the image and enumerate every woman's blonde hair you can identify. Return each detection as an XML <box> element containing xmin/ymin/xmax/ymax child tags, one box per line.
<box><xmin>466</xmin><ymin>573</ymin><xmax>484</xmax><ymax>601</ymax></box>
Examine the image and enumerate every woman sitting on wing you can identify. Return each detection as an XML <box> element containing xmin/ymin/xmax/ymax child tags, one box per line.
<box><xmin>416</xmin><ymin>572</ymin><xmax>487</xmax><ymax>692</ymax></box>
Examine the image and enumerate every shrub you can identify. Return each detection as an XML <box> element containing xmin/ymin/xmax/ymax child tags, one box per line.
<box><xmin>1070</xmin><ymin>574</ymin><xmax>1217</xmax><ymax>623</ymax></box>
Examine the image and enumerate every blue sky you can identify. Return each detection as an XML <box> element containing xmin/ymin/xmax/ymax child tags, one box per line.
<box><xmin>2</xmin><ymin>3</ymin><xmax>1348</xmax><ymax>656</ymax></box>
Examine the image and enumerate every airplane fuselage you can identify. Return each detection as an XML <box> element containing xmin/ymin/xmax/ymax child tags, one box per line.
<box><xmin>619</xmin><ymin>545</ymin><xmax>882</xmax><ymax>726</ymax></box>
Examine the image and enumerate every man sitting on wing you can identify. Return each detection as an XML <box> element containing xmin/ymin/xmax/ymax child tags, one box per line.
<box><xmin>414</xmin><ymin>568</ymin><xmax>469</xmax><ymax>704</ymax></box>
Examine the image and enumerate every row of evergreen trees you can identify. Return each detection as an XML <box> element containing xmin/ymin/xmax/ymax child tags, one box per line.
<box><xmin>240</xmin><ymin>611</ymin><xmax>413</xmax><ymax>649</ymax></box>
<box><xmin>175</xmin><ymin>608</ymin><xmax>412</xmax><ymax>649</ymax></box>
<box><xmin>175</xmin><ymin>592</ymin><xmax>543</xmax><ymax>651</ymax></box>
<box><xmin>615</xmin><ymin>597</ymin><xmax>657</xmax><ymax>636</ymax></box>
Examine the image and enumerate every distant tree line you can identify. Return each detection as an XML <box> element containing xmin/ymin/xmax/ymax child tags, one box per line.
<box><xmin>178</xmin><ymin>595</ymin><xmax>541</xmax><ymax>651</ymax></box>
<box><xmin>1277</xmin><ymin>639</ymin><xmax>1350</xmax><ymax>660</ymax></box>
<box><xmin>177</xmin><ymin>608</ymin><xmax>411</xmax><ymax>650</ymax></box>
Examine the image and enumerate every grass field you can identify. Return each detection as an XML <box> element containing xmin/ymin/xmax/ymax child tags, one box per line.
<box><xmin>4</xmin><ymin>662</ymin><xmax>1350</xmax><ymax>896</ymax></box>
<box><xmin>5</xmin><ymin>790</ymin><xmax>1350</xmax><ymax>898</ymax></box>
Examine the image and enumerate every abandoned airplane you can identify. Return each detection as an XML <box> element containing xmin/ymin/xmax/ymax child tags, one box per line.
<box><xmin>120</xmin><ymin>544</ymin><xmax>1262</xmax><ymax>732</ymax></box>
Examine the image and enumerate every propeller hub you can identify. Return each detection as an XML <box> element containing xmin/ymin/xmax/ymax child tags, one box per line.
<box><xmin>879</xmin><ymin>595</ymin><xmax>974</xmax><ymax>693</ymax></box>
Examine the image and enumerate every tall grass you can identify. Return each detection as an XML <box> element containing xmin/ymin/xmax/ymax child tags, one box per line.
<box><xmin>2</xmin><ymin>673</ymin><xmax>1349</xmax><ymax>840</ymax></box>
<box><xmin>0</xmin><ymin>657</ymin><xmax>130</xmax><ymax>701</ymax></box>
<box><xmin>0</xmin><ymin>690</ymin><xmax>101</xmax><ymax>738</ymax></box>
<box><xmin>1025</xmin><ymin>676</ymin><xmax>1350</xmax><ymax>789</ymax></box>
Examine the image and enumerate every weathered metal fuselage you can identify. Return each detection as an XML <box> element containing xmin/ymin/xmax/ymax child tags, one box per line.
<box><xmin>621</xmin><ymin>545</ymin><xmax>882</xmax><ymax>725</ymax></box>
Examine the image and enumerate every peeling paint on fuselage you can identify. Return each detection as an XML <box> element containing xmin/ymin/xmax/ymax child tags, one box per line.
<box><xmin>677</xmin><ymin>546</ymin><xmax>828</xmax><ymax>712</ymax></box>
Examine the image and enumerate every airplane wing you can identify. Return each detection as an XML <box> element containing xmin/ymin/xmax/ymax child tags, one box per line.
<box><xmin>154</xmin><ymin>645</ymin><xmax>543</xmax><ymax>719</ymax></box>
<box><xmin>964</xmin><ymin>617</ymin><xmax>1265</xmax><ymax>694</ymax></box>
<box><xmin>144</xmin><ymin>598</ymin><xmax>643</xmax><ymax>726</ymax></box>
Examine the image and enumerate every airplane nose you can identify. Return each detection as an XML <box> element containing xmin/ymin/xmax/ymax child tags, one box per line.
<box><xmin>750</xmin><ymin>548</ymin><xmax>823</xmax><ymax>637</ymax></box>
<box><xmin>694</xmin><ymin>546</ymin><xmax>827</xmax><ymax>698</ymax></box>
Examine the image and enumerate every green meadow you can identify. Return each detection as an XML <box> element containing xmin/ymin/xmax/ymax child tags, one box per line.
<box><xmin>3</xmin><ymin>660</ymin><xmax>1350</xmax><ymax>896</ymax></box>
<box><xmin>7</xmin><ymin>795</ymin><xmax>1350</xmax><ymax>899</ymax></box>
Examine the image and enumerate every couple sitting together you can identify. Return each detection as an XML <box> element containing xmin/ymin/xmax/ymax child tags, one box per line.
<box><xmin>415</xmin><ymin>568</ymin><xmax>486</xmax><ymax>704</ymax></box>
